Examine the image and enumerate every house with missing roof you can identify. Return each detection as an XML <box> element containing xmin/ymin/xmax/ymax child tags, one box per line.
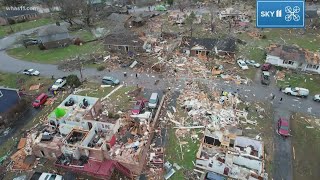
<box><xmin>182</xmin><ymin>37</ymin><xmax>236</xmax><ymax>59</ymax></box>
<box><xmin>195</xmin><ymin>127</ymin><xmax>267</xmax><ymax>180</ymax></box>
<box><xmin>266</xmin><ymin>44</ymin><xmax>320</xmax><ymax>74</ymax></box>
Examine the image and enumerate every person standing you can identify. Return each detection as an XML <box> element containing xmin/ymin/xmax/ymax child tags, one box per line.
<box><xmin>136</xmin><ymin>73</ymin><xmax>138</xmax><ymax>78</ymax></box>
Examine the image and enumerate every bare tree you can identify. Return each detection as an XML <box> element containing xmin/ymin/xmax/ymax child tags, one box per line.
<box><xmin>55</xmin><ymin>0</ymin><xmax>82</xmax><ymax>26</ymax></box>
<box><xmin>209</xmin><ymin>3</ymin><xmax>216</xmax><ymax>33</ymax></box>
<box><xmin>186</xmin><ymin>11</ymin><xmax>196</xmax><ymax>38</ymax></box>
<box><xmin>176</xmin><ymin>0</ymin><xmax>190</xmax><ymax>12</ymax></box>
<box><xmin>58</xmin><ymin>56</ymin><xmax>91</xmax><ymax>80</ymax></box>
<box><xmin>82</xmin><ymin>0</ymin><xmax>96</xmax><ymax>27</ymax></box>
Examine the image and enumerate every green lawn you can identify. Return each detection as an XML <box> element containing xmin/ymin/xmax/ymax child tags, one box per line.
<box><xmin>0</xmin><ymin>18</ymin><xmax>55</xmax><ymax>38</ymax></box>
<box><xmin>0</xmin><ymin>72</ymin><xmax>53</xmax><ymax>90</ymax></box>
<box><xmin>75</xmin><ymin>82</ymin><xmax>114</xmax><ymax>98</ymax></box>
<box><xmin>6</xmin><ymin>41</ymin><xmax>104</xmax><ymax>64</ymax></box>
<box><xmin>108</xmin><ymin>86</ymin><xmax>137</xmax><ymax>112</ymax></box>
<box><xmin>165</xmin><ymin>128</ymin><xmax>201</xmax><ymax>179</ymax></box>
<box><xmin>70</xmin><ymin>29</ymin><xmax>96</xmax><ymax>41</ymax></box>
<box><xmin>291</xmin><ymin>114</ymin><xmax>320</xmax><ymax>180</ymax></box>
<box><xmin>277</xmin><ymin>72</ymin><xmax>320</xmax><ymax>95</ymax></box>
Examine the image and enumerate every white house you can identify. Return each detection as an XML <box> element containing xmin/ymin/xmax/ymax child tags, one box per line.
<box><xmin>266</xmin><ymin>44</ymin><xmax>320</xmax><ymax>74</ymax></box>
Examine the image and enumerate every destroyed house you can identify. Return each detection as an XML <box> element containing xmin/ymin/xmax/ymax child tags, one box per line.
<box><xmin>31</xmin><ymin>94</ymin><xmax>160</xmax><ymax>177</ymax></box>
<box><xmin>182</xmin><ymin>37</ymin><xmax>236</xmax><ymax>59</ymax></box>
<box><xmin>266</xmin><ymin>44</ymin><xmax>320</xmax><ymax>74</ymax></box>
<box><xmin>195</xmin><ymin>128</ymin><xmax>266</xmax><ymax>180</ymax></box>
<box><xmin>104</xmin><ymin>31</ymin><xmax>144</xmax><ymax>53</ymax></box>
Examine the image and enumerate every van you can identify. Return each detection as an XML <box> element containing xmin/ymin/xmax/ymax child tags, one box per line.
<box><xmin>32</xmin><ymin>93</ymin><xmax>48</xmax><ymax>108</ymax></box>
<box><xmin>148</xmin><ymin>93</ymin><xmax>159</xmax><ymax>108</ymax></box>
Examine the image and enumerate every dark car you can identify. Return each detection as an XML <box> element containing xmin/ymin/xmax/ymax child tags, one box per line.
<box><xmin>204</xmin><ymin>172</ymin><xmax>226</xmax><ymax>180</ymax></box>
<box><xmin>277</xmin><ymin>117</ymin><xmax>289</xmax><ymax>137</ymax></box>
<box><xmin>131</xmin><ymin>100</ymin><xmax>145</xmax><ymax>115</ymax></box>
<box><xmin>261</xmin><ymin>71</ymin><xmax>271</xmax><ymax>85</ymax></box>
<box><xmin>23</xmin><ymin>39</ymin><xmax>38</xmax><ymax>46</ymax></box>
<box><xmin>32</xmin><ymin>93</ymin><xmax>48</xmax><ymax>108</ymax></box>
<box><xmin>261</xmin><ymin>63</ymin><xmax>272</xmax><ymax>71</ymax></box>
<box><xmin>102</xmin><ymin>76</ymin><xmax>120</xmax><ymax>85</ymax></box>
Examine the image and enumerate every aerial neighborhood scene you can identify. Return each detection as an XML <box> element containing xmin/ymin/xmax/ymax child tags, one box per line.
<box><xmin>0</xmin><ymin>0</ymin><xmax>320</xmax><ymax>179</ymax></box>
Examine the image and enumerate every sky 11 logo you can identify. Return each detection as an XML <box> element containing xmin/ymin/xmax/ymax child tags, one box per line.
<box><xmin>256</xmin><ymin>0</ymin><xmax>305</xmax><ymax>28</ymax></box>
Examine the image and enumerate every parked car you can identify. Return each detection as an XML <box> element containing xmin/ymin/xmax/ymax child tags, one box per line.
<box><xmin>148</xmin><ymin>93</ymin><xmax>159</xmax><ymax>109</ymax></box>
<box><xmin>277</xmin><ymin>117</ymin><xmax>290</xmax><ymax>137</ymax></box>
<box><xmin>32</xmin><ymin>93</ymin><xmax>48</xmax><ymax>108</ymax></box>
<box><xmin>245</xmin><ymin>60</ymin><xmax>261</xmax><ymax>68</ymax></box>
<box><xmin>282</xmin><ymin>87</ymin><xmax>309</xmax><ymax>97</ymax></box>
<box><xmin>132</xmin><ymin>100</ymin><xmax>145</xmax><ymax>115</ymax></box>
<box><xmin>51</xmin><ymin>77</ymin><xmax>67</xmax><ymax>90</ymax></box>
<box><xmin>261</xmin><ymin>63</ymin><xmax>272</xmax><ymax>71</ymax></box>
<box><xmin>22</xmin><ymin>69</ymin><xmax>40</xmax><ymax>76</ymax></box>
<box><xmin>204</xmin><ymin>171</ymin><xmax>226</xmax><ymax>180</ymax></box>
<box><xmin>313</xmin><ymin>94</ymin><xmax>320</xmax><ymax>102</ymax></box>
<box><xmin>23</xmin><ymin>39</ymin><xmax>38</xmax><ymax>46</ymax></box>
<box><xmin>102</xmin><ymin>76</ymin><xmax>120</xmax><ymax>85</ymax></box>
<box><xmin>261</xmin><ymin>71</ymin><xmax>271</xmax><ymax>85</ymax></box>
<box><xmin>237</xmin><ymin>59</ymin><xmax>249</xmax><ymax>70</ymax></box>
<box><xmin>30</xmin><ymin>172</ymin><xmax>63</xmax><ymax>180</ymax></box>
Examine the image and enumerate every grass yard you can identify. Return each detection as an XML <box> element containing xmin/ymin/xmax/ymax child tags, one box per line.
<box><xmin>75</xmin><ymin>82</ymin><xmax>114</xmax><ymax>98</ymax></box>
<box><xmin>107</xmin><ymin>86</ymin><xmax>137</xmax><ymax>112</ymax></box>
<box><xmin>0</xmin><ymin>72</ymin><xmax>53</xmax><ymax>90</ymax></box>
<box><xmin>291</xmin><ymin>113</ymin><xmax>320</xmax><ymax>180</ymax></box>
<box><xmin>165</xmin><ymin>128</ymin><xmax>201</xmax><ymax>180</ymax></box>
<box><xmin>6</xmin><ymin>41</ymin><xmax>104</xmax><ymax>64</ymax></box>
<box><xmin>277</xmin><ymin>72</ymin><xmax>320</xmax><ymax>95</ymax></box>
<box><xmin>0</xmin><ymin>18</ymin><xmax>55</xmax><ymax>38</ymax></box>
<box><xmin>70</xmin><ymin>29</ymin><xmax>96</xmax><ymax>41</ymax></box>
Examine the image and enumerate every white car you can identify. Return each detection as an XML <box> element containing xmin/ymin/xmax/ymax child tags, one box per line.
<box><xmin>39</xmin><ymin>173</ymin><xmax>63</xmax><ymax>180</ymax></box>
<box><xmin>51</xmin><ymin>77</ymin><xmax>67</xmax><ymax>90</ymax></box>
<box><xmin>245</xmin><ymin>60</ymin><xmax>261</xmax><ymax>68</ymax></box>
<box><xmin>314</xmin><ymin>94</ymin><xmax>320</xmax><ymax>102</ymax></box>
<box><xmin>237</xmin><ymin>59</ymin><xmax>249</xmax><ymax>70</ymax></box>
<box><xmin>22</xmin><ymin>69</ymin><xmax>40</xmax><ymax>76</ymax></box>
<box><xmin>282</xmin><ymin>87</ymin><xmax>309</xmax><ymax>97</ymax></box>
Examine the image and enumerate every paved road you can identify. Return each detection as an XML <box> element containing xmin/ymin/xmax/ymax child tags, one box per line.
<box><xmin>273</xmin><ymin>108</ymin><xmax>293</xmax><ymax>180</ymax></box>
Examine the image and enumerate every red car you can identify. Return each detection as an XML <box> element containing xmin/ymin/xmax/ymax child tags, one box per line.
<box><xmin>261</xmin><ymin>63</ymin><xmax>272</xmax><ymax>71</ymax></box>
<box><xmin>32</xmin><ymin>93</ymin><xmax>48</xmax><ymax>108</ymax></box>
<box><xmin>131</xmin><ymin>100</ymin><xmax>145</xmax><ymax>115</ymax></box>
<box><xmin>277</xmin><ymin>117</ymin><xmax>289</xmax><ymax>137</ymax></box>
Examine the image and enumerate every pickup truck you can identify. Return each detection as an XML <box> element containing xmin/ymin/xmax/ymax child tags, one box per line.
<box><xmin>282</xmin><ymin>87</ymin><xmax>309</xmax><ymax>97</ymax></box>
<box><xmin>30</xmin><ymin>172</ymin><xmax>63</xmax><ymax>180</ymax></box>
<box><xmin>51</xmin><ymin>77</ymin><xmax>67</xmax><ymax>90</ymax></box>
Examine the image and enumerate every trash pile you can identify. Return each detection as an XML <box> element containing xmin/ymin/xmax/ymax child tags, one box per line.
<box><xmin>166</xmin><ymin>82</ymin><xmax>245</xmax><ymax>130</ymax></box>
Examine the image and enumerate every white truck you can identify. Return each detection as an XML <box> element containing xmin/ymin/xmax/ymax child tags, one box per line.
<box><xmin>51</xmin><ymin>77</ymin><xmax>67</xmax><ymax>90</ymax></box>
<box><xmin>282</xmin><ymin>87</ymin><xmax>309</xmax><ymax>97</ymax></box>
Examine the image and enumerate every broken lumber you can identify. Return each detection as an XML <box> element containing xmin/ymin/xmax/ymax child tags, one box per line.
<box><xmin>173</xmin><ymin>126</ymin><xmax>205</xmax><ymax>129</ymax></box>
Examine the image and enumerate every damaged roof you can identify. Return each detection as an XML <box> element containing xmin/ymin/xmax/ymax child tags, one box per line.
<box><xmin>267</xmin><ymin>44</ymin><xmax>320</xmax><ymax>65</ymax></box>
<box><xmin>104</xmin><ymin>31</ymin><xmax>144</xmax><ymax>46</ymax></box>
<box><xmin>183</xmin><ymin>37</ymin><xmax>236</xmax><ymax>53</ymax></box>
